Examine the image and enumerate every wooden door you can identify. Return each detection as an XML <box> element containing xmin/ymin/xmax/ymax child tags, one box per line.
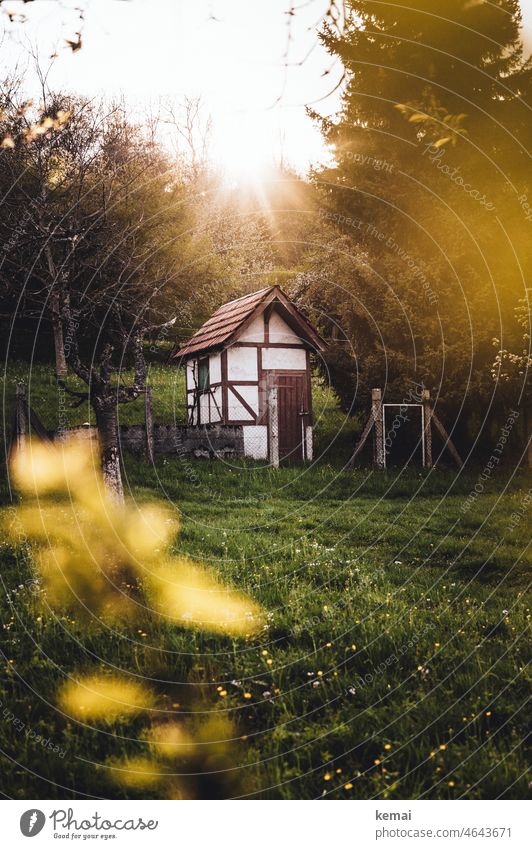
<box><xmin>274</xmin><ymin>372</ymin><xmax>309</xmax><ymax>461</ymax></box>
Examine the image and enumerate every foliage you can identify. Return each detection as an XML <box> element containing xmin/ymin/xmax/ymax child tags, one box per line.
<box><xmin>4</xmin><ymin>438</ymin><xmax>264</xmax><ymax>797</ymax></box>
<box><xmin>301</xmin><ymin>0</ymin><xmax>532</xmax><ymax>450</ymax></box>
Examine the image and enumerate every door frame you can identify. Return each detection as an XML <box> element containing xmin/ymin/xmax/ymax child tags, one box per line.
<box><xmin>264</xmin><ymin>368</ymin><xmax>311</xmax><ymax>462</ymax></box>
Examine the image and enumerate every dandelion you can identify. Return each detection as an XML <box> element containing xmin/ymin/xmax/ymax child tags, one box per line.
<box><xmin>266</xmin><ymin>658</ymin><xmax>273</xmax><ymax>665</ymax></box>
<box><xmin>243</xmin><ymin>692</ymin><xmax>252</xmax><ymax>699</ymax></box>
<box><xmin>323</xmin><ymin>772</ymin><xmax>332</xmax><ymax>781</ymax></box>
<box><xmin>384</xmin><ymin>743</ymin><xmax>392</xmax><ymax>750</ymax></box>
<box><xmin>344</xmin><ymin>782</ymin><xmax>353</xmax><ymax>790</ymax></box>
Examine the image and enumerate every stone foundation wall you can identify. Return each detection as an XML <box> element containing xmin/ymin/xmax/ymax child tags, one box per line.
<box><xmin>57</xmin><ymin>423</ymin><xmax>245</xmax><ymax>459</ymax></box>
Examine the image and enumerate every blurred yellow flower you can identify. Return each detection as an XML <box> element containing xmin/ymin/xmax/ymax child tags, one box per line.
<box><xmin>149</xmin><ymin>559</ymin><xmax>264</xmax><ymax>636</ymax></box>
<box><xmin>110</xmin><ymin>756</ymin><xmax>163</xmax><ymax>789</ymax></box>
<box><xmin>146</xmin><ymin>723</ymin><xmax>195</xmax><ymax>759</ymax></box>
<box><xmin>11</xmin><ymin>438</ymin><xmax>96</xmax><ymax>496</ymax></box>
<box><xmin>58</xmin><ymin>674</ymin><xmax>154</xmax><ymax>723</ymax></box>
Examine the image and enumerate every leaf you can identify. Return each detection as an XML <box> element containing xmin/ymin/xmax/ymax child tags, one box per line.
<box><xmin>432</xmin><ymin>137</ymin><xmax>451</xmax><ymax>149</ymax></box>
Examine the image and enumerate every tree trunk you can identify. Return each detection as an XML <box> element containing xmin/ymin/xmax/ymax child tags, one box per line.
<box><xmin>94</xmin><ymin>400</ymin><xmax>124</xmax><ymax>504</ymax></box>
<box><xmin>50</xmin><ymin>288</ymin><xmax>68</xmax><ymax>377</ymax></box>
<box><xmin>525</xmin><ymin>399</ymin><xmax>532</xmax><ymax>470</ymax></box>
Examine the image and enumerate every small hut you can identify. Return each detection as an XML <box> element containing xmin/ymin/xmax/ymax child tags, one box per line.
<box><xmin>171</xmin><ymin>286</ymin><xmax>326</xmax><ymax>462</ymax></box>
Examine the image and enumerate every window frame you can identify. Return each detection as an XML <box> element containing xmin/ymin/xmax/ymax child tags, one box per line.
<box><xmin>198</xmin><ymin>356</ymin><xmax>210</xmax><ymax>394</ymax></box>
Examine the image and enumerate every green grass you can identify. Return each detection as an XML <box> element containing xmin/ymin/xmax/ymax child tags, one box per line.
<box><xmin>0</xmin><ymin>362</ymin><xmax>530</xmax><ymax>799</ymax></box>
<box><xmin>0</xmin><ymin>456</ymin><xmax>530</xmax><ymax>800</ymax></box>
<box><xmin>1</xmin><ymin>361</ymin><xmax>188</xmax><ymax>434</ymax></box>
<box><xmin>0</xmin><ymin>361</ymin><xmax>360</xmax><ymax>463</ymax></box>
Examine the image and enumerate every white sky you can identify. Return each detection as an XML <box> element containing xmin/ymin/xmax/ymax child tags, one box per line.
<box><xmin>1</xmin><ymin>0</ymin><xmax>531</xmax><ymax>175</ymax></box>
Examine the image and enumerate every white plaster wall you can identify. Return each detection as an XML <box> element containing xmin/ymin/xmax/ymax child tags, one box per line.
<box><xmin>268</xmin><ymin>311</ymin><xmax>300</xmax><ymax>344</ymax></box>
<box><xmin>209</xmin><ymin>352</ymin><xmax>221</xmax><ymax>384</ymax></box>
<box><xmin>262</xmin><ymin>347</ymin><xmax>306</xmax><ymax>370</ymax></box>
<box><xmin>237</xmin><ymin>385</ymin><xmax>259</xmax><ymax>414</ymax></box>
<box><xmin>186</xmin><ymin>360</ymin><xmax>196</xmax><ymax>392</ymax></box>
<box><xmin>210</xmin><ymin>386</ymin><xmax>222</xmax><ymax>422</ymax></box>
<box><xmin>227</xmin><ymin>386</ymin><xmax>254</xmax><ymax>421</ymax></box>
<box><xmin>199</xmin><ymin>392</ymin><xmax>210</xmax><ymax>423</ymax></box>
<box><xmin>243</xmin><ymin>425</ymin><xmax>268</xmax><ymax>459</ymax></box>
<box><xmin>187</xmin><ymin>390</ymin><xmax>197</xmax><ymax>424</ymax></box>
<box><xmin>227</xmin><ymin>346</ymin><xmax>258</xmax><ymax>380</ymax></box>
<box><xmin>239</xmin><ymin>314</ymin><xmax>264</xmax><ymax>342</ymax></box>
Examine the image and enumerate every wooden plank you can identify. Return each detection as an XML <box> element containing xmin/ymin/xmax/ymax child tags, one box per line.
<box><xmin>372</xmin><ymin>388</ymin><xmax>385</xmax><ymax>469</ymax></box>
<box><xmin>267</xmin><ymin>384</ymin><xmax>279</xmax><ymax>468</ymax></box>
<box><xmin>431</xmin><ymin>410</ymin><xmax>463</xmax><ymax>468</ymax></box>
<box><xmin>422</xmin><ymin>389</ymin><xmax>432</xmax><ymax>468</ymax></box>
<box><xmin>347</xmin><ymin>411</ymin><xmax>375</xmax><ymax>467</ymax></box>
<box><xmin>144</xmin><ymin>385</ymin><xmax>155</xmax><ymax>464</ymax></box>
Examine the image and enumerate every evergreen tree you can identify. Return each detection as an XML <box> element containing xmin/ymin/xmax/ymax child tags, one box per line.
<box><xmin>305</xmin><ymin>0</ymin><xmax>531</xmax><ymax>452</ymax></box>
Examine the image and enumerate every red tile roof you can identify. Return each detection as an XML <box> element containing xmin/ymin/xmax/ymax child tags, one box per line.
<box><xmin>172</xmin><ymin>286</ymin><xmax>326</xmax><ymax>359</ymax></box>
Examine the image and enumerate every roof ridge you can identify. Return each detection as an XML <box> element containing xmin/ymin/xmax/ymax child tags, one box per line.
<box><xmin>215</xmin><ymin>285</ymin><xmax>275</xmax><ymax>310</ymax></box>
<box><xmin>172</xmin><ymin>284</ymin><xmax>326</xmax><ymax>359</ymax></box>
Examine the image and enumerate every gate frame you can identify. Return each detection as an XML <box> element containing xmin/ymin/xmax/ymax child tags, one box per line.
<box><xmin>382</xmin><ymin>402</ymin><xmax>426</xmax><ymax>469</ymax></box>
<box><xmin>347</xmin><ymin>387</ymin><xmax>462</xmax><ymax>470</ymax></box>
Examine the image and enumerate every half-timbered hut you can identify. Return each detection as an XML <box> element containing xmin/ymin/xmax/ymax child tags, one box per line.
<box><xmin>171</xmin><ymin>286</ymin><xmax>326</xmax><ymax>461</ymax></box>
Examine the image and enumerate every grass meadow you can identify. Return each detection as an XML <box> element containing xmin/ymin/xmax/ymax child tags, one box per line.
<box><xmin>0</xmin><ymin>364</ymin><xmax>530</xmax><ymax>799</ymax></box>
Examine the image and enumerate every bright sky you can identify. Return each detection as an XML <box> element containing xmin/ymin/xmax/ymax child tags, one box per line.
<box><xmin>1</xmin><ymin>0</ymin><xmax>531</xmax><ymax>176</ymax></box>
<box><xmin>1</xmin><ymin>0</ymin><xmax>342</xmax><ymax>175</ymax></box>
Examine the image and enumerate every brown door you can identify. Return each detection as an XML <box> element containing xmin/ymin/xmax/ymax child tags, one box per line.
<box><xmin>275</xmin><ymin>372</ymin><xmax>309</xmax><ymax>461</ymax></box>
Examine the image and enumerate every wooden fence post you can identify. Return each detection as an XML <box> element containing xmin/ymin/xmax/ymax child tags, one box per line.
<box><xmin>267</xmin><ymin>384</ymin><xmax>279</xmax><ymax>469</ymax></box>
<box><xmin>372</xmin><ymin>388</ymin><xmax>385</xmax><ymax>469</ymax></box>
<box><xmin>144</xmin><ymin>385</ymin><xmax>155</xmax><ymax>464</ymax></box>
<box><xmin>422</xmin><ymin>389</ymin><xmax>433</xmax><ymax>468</ymax></box>
<box><xmin>15</xmin><ymin>383</ymin><xmax>27</xmax><ymax>454</ymax></box>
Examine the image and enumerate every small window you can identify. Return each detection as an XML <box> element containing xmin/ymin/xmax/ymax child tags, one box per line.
<box><xmin>198</xmin><ymin>357</ymin><xmax>210</xmax><ymax>393</ymax></box>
